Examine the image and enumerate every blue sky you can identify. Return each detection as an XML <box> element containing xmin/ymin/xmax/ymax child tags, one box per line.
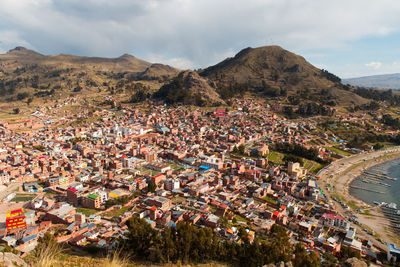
<box><xmin>0</xmin><ymin>0</ymin><xmax>400</xmax><ymax>78</ymax></box>
<box><xmin>302</xmin><ymin>34</ymin><xmax>400</xmax><ymax>78</ymax></box>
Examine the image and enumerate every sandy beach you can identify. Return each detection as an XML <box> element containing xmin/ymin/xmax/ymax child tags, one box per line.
<box><xmin>318</xmin><ymin>147</ymin><xmax>400</xmax><ymax>250</ymax></box>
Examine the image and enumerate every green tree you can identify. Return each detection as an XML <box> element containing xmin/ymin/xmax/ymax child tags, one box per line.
<box><xmin>148</xmin><ymin>182</ymin><xmax>157</xmax><ymax>193</ymax></box>
<box><xmin>238</xmin><ymin>144</ymin><xmax>246</xmax><ymax>155</ymax></box>
<box><xmin>161</xmin><ymin>227</ymin><xmax>177</xmax><ymax>263</ymax></box>
<box><xmin>232</xmin><ymin>146</ymin><xmax>239</xmax><ymax>154</ymax></box>
<box><xmin>293</xmin><ymin>243</ymin><xmax>320</xmax><ymax>267</ymax></box>
<box><xmin>125</xmin><ymin>217</ymin><xmax>161</xmax><ymax>260</ymax></box>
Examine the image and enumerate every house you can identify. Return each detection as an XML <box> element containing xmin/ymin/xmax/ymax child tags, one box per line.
<box><xmin>298</xmin><ymin>221</ymin><xmax>312</xmax><ymax>232</ymax></box>
<box><xmin>254</xmin><ymin>144</ymin><xmax>269</xmax><ymax>157</ymax></box>
<box><xmin>288</xmin><ymin>162</ymin><xmax>307</xmax><ymax>178</ymax></box>
<box><xmin>205</xmin><ymin>214</ymin><xmax>219</xmax><ymax>229</ymax></box>
<box><xmin>323</xmin><ymin>236</ymin><xmax>341</xmax><ymax>254</ymax></box>
<box><xmin>69</xmin><ymin>234</ymin><xmax>87</xmax><ymax>246</ymax></box>
<box><xmin>16</xmin><ymin>234</ymin><xmax>38</xmax><ymax>252</ymax></box>
<box><xmin>342</xmin><ymin>227</ymin><xmax>362</xmax><ymax>252</ymax></box>
<box><xmin>23</xmin><ymin>182</ymin><xmax>43</xmax><ymax>192</ymax></box>
<box><xmin>46</xmin><ymin>203</ymin><xmax>76</xmax><ymax>224</ymax></box>
<box><xmin>82</xmin><ymin>194</ymin><xmax>101</xmax><ymax>209</ymax></box>
<box><xmin>145</xmin><ymin>196</ymin><xmax>172</xmax><ymax>212</ymax></box>
<box><xmin>320</xmin><ymin>213</ymin><xmax>350</xmax><ymax>231</ymax></box>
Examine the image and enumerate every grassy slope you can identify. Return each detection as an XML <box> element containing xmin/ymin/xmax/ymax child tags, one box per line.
<box><xmin>0</xmin><ymin>48</ymin><xmax>178</xmax><ymax>110</ymax></box>
<box><xmin>200</xmin><ymin>46</ymin><xmax>370</xmax><ymax>107</ymax></box>
<box><xmin>28</xmin><ymin>252</ymin><xmax>229</xmax><ymax>267</ymax></box>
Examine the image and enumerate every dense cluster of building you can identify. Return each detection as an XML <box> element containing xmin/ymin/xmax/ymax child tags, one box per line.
<box><xmin>0</xmin><ymin>98</ymin><xmax>393</xmax><ymax>263</ymax></box>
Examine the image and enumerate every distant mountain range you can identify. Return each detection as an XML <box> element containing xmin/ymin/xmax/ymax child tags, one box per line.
<box><xmin>0</xmin><ymin>45</ymin><xmax>372</xmax><ymax>108</ymax></box>
<box><xmin>0</xmin><ymin>46</ymin><xmax>179</xmax><ymax>100</ymax></box>
<box><xmin>343</xmin><ymin>73</ymin><xmax>400</xmax><ymax>90</ymax></box>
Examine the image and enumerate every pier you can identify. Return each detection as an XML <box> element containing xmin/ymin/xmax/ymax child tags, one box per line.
<box><xmin>361</xmin><ymin>179</ymin><xmax>391</xmax><ymax>187</ymax></box>
<box><xmin>364</xmin><ymin>171</ymin><xmax>398</xmax><ymax>181</ymax></box>
<box><xmin>349</xmin><ymin>185</ymin><xmax>385</xmax><ymax>194</ymax></box>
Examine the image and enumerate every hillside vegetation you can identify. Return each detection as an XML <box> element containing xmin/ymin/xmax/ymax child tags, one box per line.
<box><xmin>0</xmin><ymin>47</ymin><xmax>178</xmax><ymax>103</ymax></box>
<box><xmin>199</xmin><ymin>46</ymin><xmax>369</xmax><ymax>107</ymax></box>
<box><xmin>0</xmin><ymin>45</ymin><xmax>380</xmax><ymax>112</ymax></box>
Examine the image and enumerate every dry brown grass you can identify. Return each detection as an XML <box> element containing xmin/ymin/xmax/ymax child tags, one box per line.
<box><xmin>27</xmin><ymin>240</ymin><xmax>229</xmax><ymax>267</ymax></box>
<box><xmin>30</xmin><ymin>239</ymin><xmax>64</xmax><ymax>267</ymax></box>
<box><xmin>102</xmin><ymin>250</ymin><xmax>131</xmax><ymax>267</ymax></box>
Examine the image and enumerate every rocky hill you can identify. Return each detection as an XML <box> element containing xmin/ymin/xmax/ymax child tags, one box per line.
<box><xmin>2</xmin><ymin>47</ymin><xmax>151</xmax><ymax>72</ymax></box>
<box><xmin>137</xmin><ymin>63</ymin><xmax>180</xmax><ymax>81</ymax></box>
<box><xmin>199</xmin><ymin>46</ymin><xmax>369</xmax><ymax>106</ymax></box>
<box><xmin>344</xmin><ymin>73</ymin><xmax>400</xmax><ymax>90</ymax></box>
<box><xmin>153</xmin><ymin>70</ymin><xmax>225</xmax><ymax>106</ymax></box>
<box><xmin>0</xmin><ymin>45</ymin><xmax>372</xmax><ymax>109</ymax></box>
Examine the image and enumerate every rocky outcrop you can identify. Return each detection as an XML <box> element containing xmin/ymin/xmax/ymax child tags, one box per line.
<box><xmin>342</xmin><ymin>257</ymin><xmax>368</xmax><ymax>267</ymax></box>
<box><xmin>0</xmin><ymin>252</ymin><xmax>28</xmax><ymax>267</ymax></box>
<box><xmin>153</xmin><ymin>70</ymin><xmax>226</xmax><ymax>106</ymax></box>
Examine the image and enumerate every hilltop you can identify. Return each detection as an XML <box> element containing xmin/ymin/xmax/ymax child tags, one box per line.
<box><xmin>153</xmin><ymin>70</ymin><xmax>225</xmax><ymax>106</ymax></box>
<box><xmin>2</xmin><ymin>47</ymin><xmax>151</xmax><ymax>72</ymax></box>
<box><xmin>199</xmin><ymin>46</ymin><xmax>369</xmax><ymax>107</ymax></box>
<box><xmin>0</xmin><ymin>45</ymin><xmax>376</xmax><ymax>112</ymax></box>
<box><xmin>344</xmin><ymin>73</ymin><xmax>400</xmax><ymax>90</ymax></box>
<box><xmin>0</xmin><ymin>47</ymin><xmax>179</xmax><ymax>103</ymax></box>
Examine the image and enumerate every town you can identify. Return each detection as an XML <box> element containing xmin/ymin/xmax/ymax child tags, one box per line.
<box><xmin>0</xmin><ymin>97</ymin><xmax>398</xmax><ymax>265</ymax></box>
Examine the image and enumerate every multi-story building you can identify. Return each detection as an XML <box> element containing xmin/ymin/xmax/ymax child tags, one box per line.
<box><xmin>67</xmin><ymin>187</ymin><xmax>80</xmax><ymax>206</ymax></box>
<box><xmin>82</xmin><ymin>194</ymin><xmax>101</xmax><ymax>209</ymax></box>
<box><xmin>164</xmin><ymin>178</ymin><xmax>180</xmax><ymax>191</ymax></box>
<box><xmin>320</xmin><ymin>213</ymin><xmax>350</xmax><ymax>231</ymax></box>
<box><xmin>91</xmin><ymin>188</ymin><xmax>108</xmax><ymax>204</ymax></box>
<box><xmin>145</xmin><ymin>196</ymin><xmax>172</xmax><ymax>212</ymax></box>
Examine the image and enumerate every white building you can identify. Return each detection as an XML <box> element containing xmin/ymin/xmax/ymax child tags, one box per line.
<box><xmin>91</xmin><ymin>188</ymin><xmax>109</xmax><ymax>204</ymax></box>
<box><xmin>164</xmin><ymin>178</ymin><xmax>180</xmax><ymax>191</ymax></box>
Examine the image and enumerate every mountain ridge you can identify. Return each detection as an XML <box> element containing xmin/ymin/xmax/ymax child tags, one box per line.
<box><xmin>197</xmin><ymin>45</ymin><xmax>369</xmax><ymax>107</ymax></box>
<box><xmin>0</xmin><ymin>45</ymin><xmax>371</xmax><ymax>109</ymax></box>
<box><xmin>2</xmin><ymin>47</ymin><xmax>152</xmax><ymax>72</ymax></box>
<box><xmin>344</xmin><ymin>73</ymin><xmax>400</xmax><ymax>90</ymax></box>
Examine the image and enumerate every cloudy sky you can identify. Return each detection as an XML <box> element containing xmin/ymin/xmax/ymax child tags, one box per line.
<box><xmin>1</xmin><ymin>0</ymin><xmax>400</xmax><ymax>78</ymax></box>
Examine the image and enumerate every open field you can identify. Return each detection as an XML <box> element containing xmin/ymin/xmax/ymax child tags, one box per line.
<box><xmin>76</xmin><ymin>208</ymin><xmax>98</xmax><ymax>216</ymax></box>
<box><xmin>10</xmin><ymin>193</ymin><xmax>36</xmax><ymax>202</ymax></box>
<box><xmin>102</xmin><ymin>206</ymin><xmax>131</xmax><ymax>218</ymax></box>
<box><xmin>267</xmin><ymin>151</ymin><xmax>284</xmax><ymax>165</ymax></box>
<box><xmin>327</xmin><ymin>146</ymin><xmax>352</xmax><ymax>156</ymax></box>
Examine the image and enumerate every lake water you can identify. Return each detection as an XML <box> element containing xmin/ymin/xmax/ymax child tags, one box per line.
<box><xmin>349</xmin><ymin>158</ymin><xmax>400</xmax><ymax>207</ymax></box>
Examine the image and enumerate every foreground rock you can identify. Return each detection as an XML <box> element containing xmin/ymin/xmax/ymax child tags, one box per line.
<box><xmin>0</xmin><ymin>252</ymin><xmax>28</xmax><ymax>267</ymax></box>
<box><xmin>342</xmin><ymin>257</ymin><xmax>368</xmax><ymax>267</ymax></box>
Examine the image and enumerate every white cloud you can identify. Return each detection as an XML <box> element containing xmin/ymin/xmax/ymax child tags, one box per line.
<box><xmin>0</xmin><ymin>0</ymin><xmax>400</xmax><ymax>68</ymax></box>
<box><xmin>145</xmin><ymin>54</ymin><xmax>194</xmax><ymax>70</ymax></box>
<box><xmin>365</xmin><ymin>61</ymin><xmax>382</xmax><ymax>69</ymax></box>
<box><xmin>0</xmin><ymin>30</ymin><xmax>33</xmax><ymax>53</ymax></box>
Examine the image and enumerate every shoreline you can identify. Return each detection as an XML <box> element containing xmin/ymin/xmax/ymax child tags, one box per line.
<box><xmin>348</xmin><ymin>157</ymin><xmax>400</xmax><ymax>207</ymax></box>
<box><xmin>346</xmin><ymin>152</ymin><xmax>400</xmax><ymax>206</ymax></box>
<box><xmin>318</xmin><ymin>147</ymin><xmax>400</xmax><ymax>248</ymax></box>
<box><xmin>319</xmin><ymin>147</ymin><xmax>400</xmax><ymax>206</ymax></box>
